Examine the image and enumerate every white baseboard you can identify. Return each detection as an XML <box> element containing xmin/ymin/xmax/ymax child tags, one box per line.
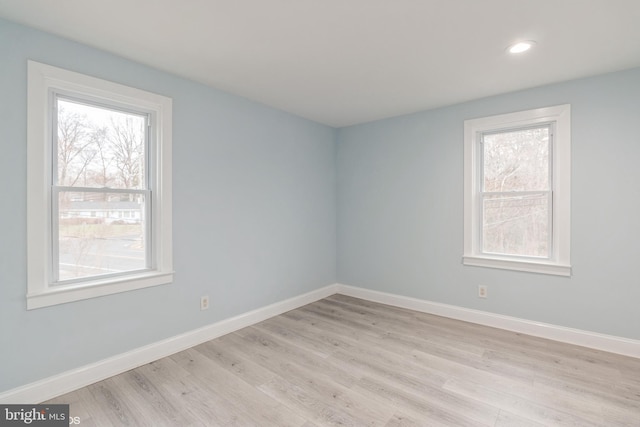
<box><xmin>0</xmin><ymin>284</ymin><xmax>339</xmax><ymax>404</ymax></box>
<box><xmin>336</xmin><ymin>284</ymin><xmax>640</xmax><ymax>359</ymax></box>
<box><xmin>3</xmin><ymin>281</ymin><xmax>638</xmax><ymax>404</ymax></box>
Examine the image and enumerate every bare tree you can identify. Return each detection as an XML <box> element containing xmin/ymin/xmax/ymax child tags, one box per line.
<box><xmin>57</xmin><ymin>105</ymin><xmax>97</xmax><ymax>188</ymax></box>
<box><xmin>109</xmin><ymin>115</ymin><xmax>145</xmax><ymax>192</ymax></box>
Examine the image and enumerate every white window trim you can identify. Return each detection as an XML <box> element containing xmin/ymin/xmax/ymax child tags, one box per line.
<box><xmin>27</xmin><ymin>60</ymin><xmax>173</xmax><ymax>309</ymax></box>
<box><xmin>463</xmin><ymin>104</ymin><xmax>571</xmax><ymax>276</ymax></box>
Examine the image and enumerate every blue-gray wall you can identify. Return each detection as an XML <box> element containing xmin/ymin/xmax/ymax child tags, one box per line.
<box><xmin>0</xmin><ymin>19</ymin><xmax>336</xmax><ymax>393</ymax></box>
<box><xmin>337</xmin><ymin>67</ymin><xmax>640</xmax><ymax>340</ymax></box>
<box><xmin>2</xmin><ymin>16</ymin><xmax>640</xmax><ymax>396</ymax></box>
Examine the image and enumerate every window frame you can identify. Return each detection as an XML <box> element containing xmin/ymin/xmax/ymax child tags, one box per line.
<box><xmin>463</xmin><ymin>105</ymin><xmax>571</xmax><ymax>276</ymax></box>
<box><xmin>27</xmin><ymin>60</ymin><xmax>173</xmax><ymax>309</ymax></box>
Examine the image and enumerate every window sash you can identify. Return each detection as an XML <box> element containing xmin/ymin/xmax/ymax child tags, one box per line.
<box><xmin>52</xmin><ymin>93</ymin><xmax>151</xmax><ymax>190</ymax></box>
<box><xmin>480</xmin><ymin>123</ymin><xmax>553</xmax><ymax>192</ymax></box>
<box><xmin>50</xmin><ymin>91</ymin><xmax>153</xmax><ymax>286</ymax></box>
<box><xmin>51</xmin><ymin>187</ymin><xmax>152</xmax><ymax>285</ymax></box>
<box><xmin>478</xmin><ymin>190</ymin><xmax>552</xmax><ymax>259</ymax></box>
<box><xmin>477</xmin><ymin>124</ymin><xmax>553</xmax><ymax>260</ymax></box>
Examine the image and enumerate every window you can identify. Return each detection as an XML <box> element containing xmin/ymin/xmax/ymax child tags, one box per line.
<box><xmin>27</xmin><ymin>61</ymin><xmax>173</xmax><ymax>309</ymax></box>
<box><xmin>463</xmin><ymin>105</ymin><xmax>570</xmax><ymax>276</ymax></box>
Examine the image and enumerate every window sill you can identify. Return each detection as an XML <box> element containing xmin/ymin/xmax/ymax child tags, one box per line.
<box><xmin>462</xmin><ymin>256</ymin><xmax>571</xmax><ymax>277</ymax></box>
<box><xmin>26</xmin><ymin>271</ymin><xmax>174</xmax><ymax>310</ymax></box>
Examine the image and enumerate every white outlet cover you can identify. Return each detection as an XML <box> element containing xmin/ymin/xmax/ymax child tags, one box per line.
<box><xmin>478</xmin><ymin>286</ymin><xmax>487</xmax><ymax>298</ymax></box>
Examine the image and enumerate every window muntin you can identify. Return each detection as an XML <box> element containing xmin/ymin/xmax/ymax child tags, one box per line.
<box><xmin>27</xmin><ymin>61</ymin><xmax>173</xmax><ymax>309</ymax></box>
<box><xmin>463</xmin><ymin>105</ymin><xmax>571</xmax><ymax>276</ymax></box>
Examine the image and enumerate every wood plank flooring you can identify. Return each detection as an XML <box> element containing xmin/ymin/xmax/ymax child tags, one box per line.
<box><xmin>45</xmin><ymin>295</ymin><xmax>640</xmax><ymax>426</ymax></box>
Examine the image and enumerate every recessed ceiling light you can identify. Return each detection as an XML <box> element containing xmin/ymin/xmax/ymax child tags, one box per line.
<box><xmin>507</xmin><ymin>41</ymin><xmax>536</xmax><ymax>54</ymax></box>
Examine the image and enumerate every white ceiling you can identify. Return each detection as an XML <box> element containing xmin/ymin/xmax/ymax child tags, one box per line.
<box><xmin>1</xmin><ymin>0</ymin><xmax>640</xmax><ymax>127</ymax></box>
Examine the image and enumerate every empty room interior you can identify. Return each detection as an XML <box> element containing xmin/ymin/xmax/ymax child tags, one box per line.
<box><xmin>1</xmin><ymin>0</ymin><xmax>640</xmax><ymax>425</ymax></box>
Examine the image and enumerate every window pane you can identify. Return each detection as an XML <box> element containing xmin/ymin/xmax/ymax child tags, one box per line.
<box><xmin>483</xmin><ymin>126</ymin><xmax>549</xmax><ymax>192</ymax></box>
<box><xmin>56</xmin><ymin>98</ymin><xmax>147</xmax><ymax>189</ymax></box>
<box><xmin>482</xmin><ymin>193</ymin><xmax>549</xmax><ymax>257</ymax></box>
<box><xmin>57</xmin><ymin>191</ymin><xmax>147</xmax><ymax>282</ymax></box>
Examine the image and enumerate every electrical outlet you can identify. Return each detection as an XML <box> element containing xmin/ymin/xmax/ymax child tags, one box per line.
<box><xmin>478</xmin><ymin>285</ymin><xmax>488</xmax><ymax>298</ymax></box>
<box><xmin>200</xmin><ymin>295</ymin><xmax>210</xmax><ymax>310</ymax></box>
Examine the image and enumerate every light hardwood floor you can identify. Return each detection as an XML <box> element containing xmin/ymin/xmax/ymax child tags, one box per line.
<box><xmin>46</xmin><ymin>295</ymin><xmax>640</xmax><ymax>426</ymax></box>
